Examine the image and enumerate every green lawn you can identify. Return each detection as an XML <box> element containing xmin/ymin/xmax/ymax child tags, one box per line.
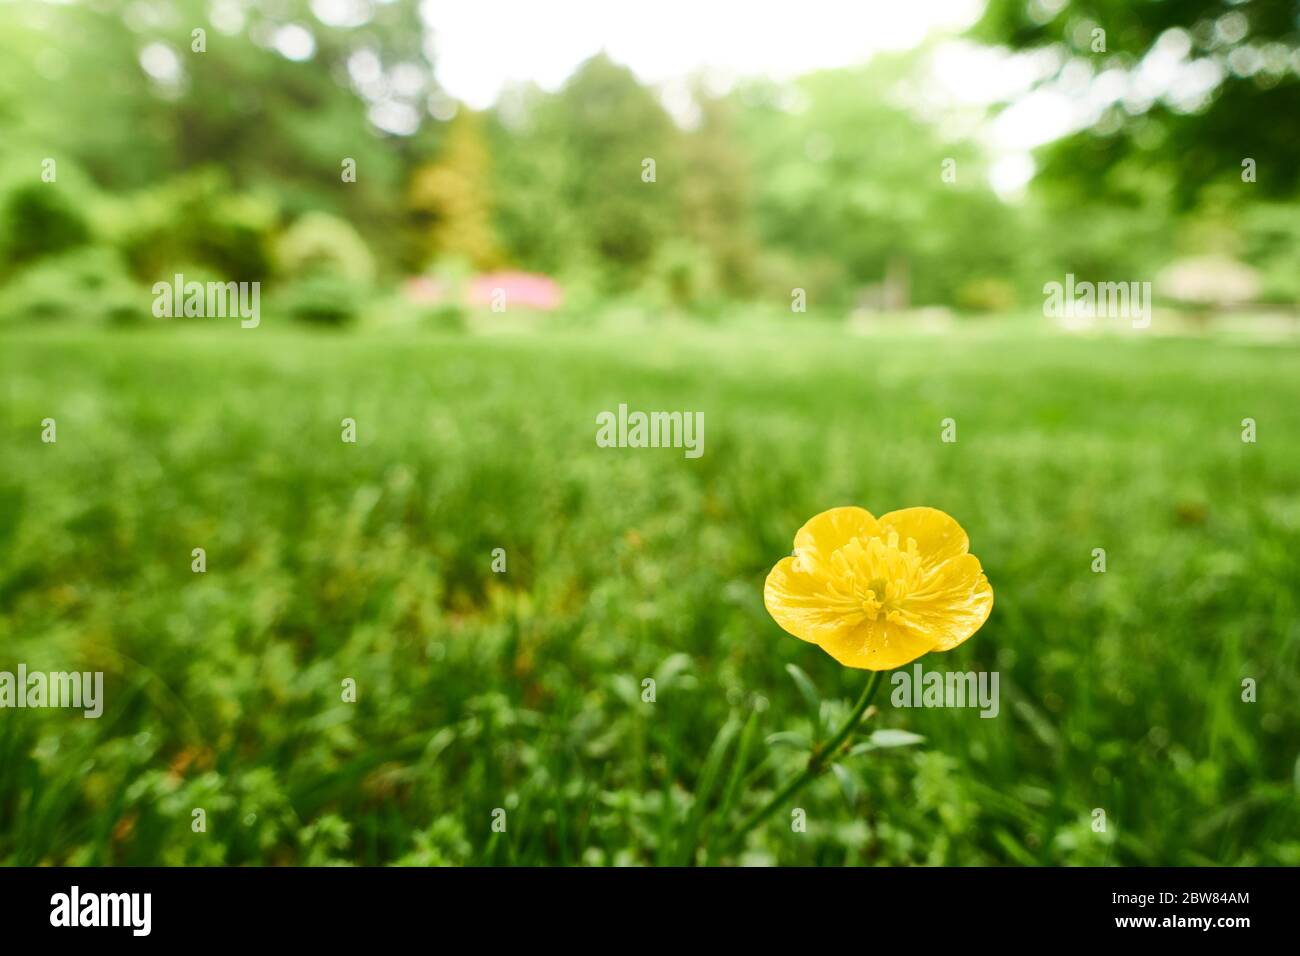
<box><xmin>2</xmin><ymin>323</ymin><xmax>1298</xmax><ymax>865</ymax></box>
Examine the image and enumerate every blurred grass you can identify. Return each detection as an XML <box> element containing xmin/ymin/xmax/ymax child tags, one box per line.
<box><xmin>1</xmin><ymin>322</ymin><xmax>1298</xmax><ymax>865</ymax></box>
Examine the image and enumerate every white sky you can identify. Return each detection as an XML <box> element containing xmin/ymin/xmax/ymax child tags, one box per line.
<box><xmin>423</xmin><ymin>0</ymin><xmax>986</xmax><ymax>105</ymax></box>
<box><xmin>418</xmin><ymin>0</ymin><xmax>1055</xmax><ymax>195</ymax></box>
<box><xmin>416</xmin><ymin>0</ymin><xmax>1229</xmax><ymax>197</ymax></box>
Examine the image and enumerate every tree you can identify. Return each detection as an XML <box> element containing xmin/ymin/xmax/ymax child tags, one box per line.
<box><xmin>678</xmin><ymin>83</ymin><xmax>760</xmax><ymax>298</ymax></box>
<box><xmin>972</xmin><ymin>0</ymin><xmax>1300</xmax><ymax>206</ymax></box>
<box><xmin>0</xmin><ymin>0</ymin><xmax>438</xmax><ymax>269</ymax></box>
<box><xmin>408</xmin><ymin>111</ymin><xmax>500</xmax><ymax>270</ymax></box>
<box><xmin>736</xmin><ymin>56</ymin><xmax>1024</xmax><ymax>307</ymax></box>
<box><xmin>487</xmin><ymin>54</ymin><xmax>683</xmax><ymax>290</ymax></box>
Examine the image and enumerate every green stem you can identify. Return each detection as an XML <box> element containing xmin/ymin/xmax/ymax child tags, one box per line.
<box><xmin>724</xmin><ymin>669</ymin><xmax>886</xmax><ymax>853</ymax></box>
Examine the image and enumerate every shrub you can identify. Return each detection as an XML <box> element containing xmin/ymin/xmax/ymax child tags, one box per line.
<box><xmin>276</xmin><ymin>274</ymin><xmax>367</xmax><ymax>327</ymax></box>
<box><xmin>646</xmin><ymin>238</ymin><xmax>717</xmax><ymax>312</ymax></box>
<box><xmin>111</xmin><ymin>170</ymin><xmax>278</xmax><ymax>282</ymax></box>
<box><xmin>423</xmin><ymin>301</ymin><xmax>468</xmax><ymax>332</ymax></box>
<box><xmin>954</xmin><ymin>277</ymin><xmax>1017</xmax><ymax>314</ymax></box>
<box><xmin>1239</xmin><ymin>204</ymin><xmax>1300</xmax><ymax>304</ymax></box>
<box><xmin>0</xmin><ymin>178</ymin><xmax>93</xmax><ymax>272</ymax></box>
<box><xmin>275</xmin><ymin>211</ymin><xmax>375</xmax><ymax>285</ymax></box>
<box><xmin>0</xmin><ymin>247</ymin><xmax>144</xmax><ymax>325</ymax></box>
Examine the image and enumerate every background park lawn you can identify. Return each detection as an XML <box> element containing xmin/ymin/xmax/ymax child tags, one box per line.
<box><xmin>2</xmin><ymin>322</ymin><xmax>1297</xmax><ymax>865</ymax></box>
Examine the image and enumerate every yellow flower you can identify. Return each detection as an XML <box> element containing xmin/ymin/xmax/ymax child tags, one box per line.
<box><xmin>764</xmin><ymin>506</ymin><xmax>993</xmax><ymax>670</ymax></box>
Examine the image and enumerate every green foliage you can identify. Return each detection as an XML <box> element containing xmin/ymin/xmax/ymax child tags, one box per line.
<box><xmin>737</xmin><ymin>59</ymin><xmax>1026</xmax><ymax>307</ymax></box>
<box><xmin>485</xmin><ymin>55</ymin><xmax>684</xmax><ymax>291</ymax></box>
<box><xmin>275</xmin><ymin>212</ymin><xmax>376</xmax><ymax>285</ymax></box>
<box><xmin>2</xmin><ymin>324</ymin><xmax>1297</xmax><ymax>865</ymax></box>
<box><xmin>1239</xmin><ymin>202</ymin><xmax>1300</xmax><ymax>303</ymax></box>
<box><xmin>271</xmin><ymin>211</ymin><xmax>376</xmax><ymax>325</ymax></box>
<box><xmin>421</xmin><ymin>302</ymin><xmax>470</xmax><ymax>333</ymax></box>
<box><xmin>111</xmin><ymin>170</ymin><xmax>279</xmax><ymax>282</ymax></box>
<box><xmin>955</xmin><ymin>277</ymin><xmax>1017</xmax><ymax>314</ymax></box>
<box><xmin>647</xmin><ymin>239</ymin><xmax>719</xmax><ymax>312</ymax></box>
<box><xmin>1</xmin><ymin>0</ymin><xmax>1296</xmax><ymax>319</ymax></box>
<box><xmin>0</xmin><ymin>174</ymin><xmax>93</xmax><ymax>271</ymax></box>
<box><xmin>675</xmin><ymin>85</ymin><xmax>761</xmax><ymax>298</ymax></box>
<box><xmin>0</xmin><ymin>0</ymin><xmax>422</xmax><ymax>268</ymax></box>
<box><xmin>276</xmin><ymin>274</ymin><xmax>369</xmax><ymax>326</ymax></box>
<box><xmin>546</xmin><ymin>55</ymin><xmax>682</xmax><ymax>288</ymax></box>
<box><xmin>973</xmin><ymin>0</ymin><xmax>1300</xmax><ymax>208</ymax></box>
<box><xmin>408</xmin><ymin>112</ymin><xmax>500</xmax><ymax>270</ymax></box>
<box><xmin>0</xmin><ymin>248</ymin><xmax>142</xmax><ymax>326</ymax></box>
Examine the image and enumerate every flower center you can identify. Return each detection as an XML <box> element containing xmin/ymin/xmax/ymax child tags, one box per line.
<box><xmin>829</xmin><ymin>530</ymin><xmax>925</xmax><ymax>624</ymax></box>
<box><xmin>866</xmin><ymin>576</ymin><xmax>889</xmax><ymax>598</ymax></box>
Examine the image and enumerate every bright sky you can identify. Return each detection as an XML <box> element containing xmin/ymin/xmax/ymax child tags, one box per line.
<box><xmin>418</xmin><ymin>0</ymin><xmax>1056</xmax><ymax>195</ymax></box>
<box><xmin>417</xmin><ymin>0</ymin><xmax>1229</xmax><ymax>198</ymax></box>
<box><xmin>423</xmin><ymin>0</ymin><xmax>985</xmax><ymax>105</ymax></box>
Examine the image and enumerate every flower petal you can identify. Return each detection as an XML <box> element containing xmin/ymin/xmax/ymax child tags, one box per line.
<box><xmin>792</xmin><ymin>506</ymin><xmax>880</xmax><ymax>579</ymax></box>
<box><xmin>878</xmin><ymin>506</ymin><xmax>970</xmax><ymax>568</ymax></box>
<box><xmin>817</xmin><ymin>618</ymin><xmax>938</xmax><ymax>671</ymax></box>
<box><xmin>764</xmin><ymin>556</ymin><xmax>862</xmax><ymax>645</ymax></box>
<box><xmin>899</xmin><ymin>553</ymin><xmax>993</xmax><ymax>652</ymax></box>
